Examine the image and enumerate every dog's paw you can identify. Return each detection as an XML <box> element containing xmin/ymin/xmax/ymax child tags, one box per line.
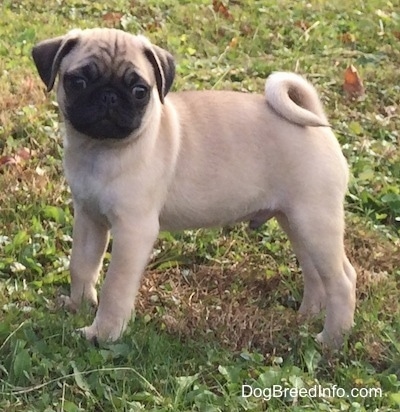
<box><xmin>81</xmin><ymin>287</ymin><xmax>99</xmax><ymax>308</ymax></box>
<box><xmin>77</xmin><ymin>320</ymin><xmax>125</xmax><ymax>344</ymax></box>
<box><xmin>298</xmin><ymin>289</ymin><xmax>326</xmax><ymax>318</ymax></box>
<box><xmin>57</xmin><ymin>289</ymin><xmax>98</xmax><ymax>313</ymax></box>
<box><xmin>298</xmin><ymin>301</ymin><xmax>325</xmax><ymax>318</ymax></box>
<box><xmin>316</xmin><ymin>330</ymin><xmax>343</xmax><ymax>349</ymax></box>
<box><xmin>76</xmin><ymin>326</ymin><xmax>100</xmax><ymax>346</ymax></box>
<box><xmin>57</xmin><ymin>295</ymin><xmax>79</xmax><ymax>313</ymax></box>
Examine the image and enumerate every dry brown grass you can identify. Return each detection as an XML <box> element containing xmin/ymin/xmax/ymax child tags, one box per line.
<box><xmin>136</xmin><ymin>219</ymin><xmax>400</xmax><ymax>362</ymax></box>
<box><xmin>0</xmin><ymin>71</ymin><xmax>47</xmax><ymax>139</ymax></box>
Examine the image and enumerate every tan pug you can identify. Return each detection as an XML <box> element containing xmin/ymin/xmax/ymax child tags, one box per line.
<box><xmin>32</xmin><ymin>28</ymin><xmax>356</xmax><ymax>348</ymax></box>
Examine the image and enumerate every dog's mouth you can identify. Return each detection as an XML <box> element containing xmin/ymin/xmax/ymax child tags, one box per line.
<box><xmin>72</xmin><ymin>118</ymin><xmax>135</xmax><ymax>140</ymax></box>
<box><xmin>97</xmin><ymin>117</ymin><xmax>133</xmax><ymax>139</ymax></box>
<box><xmin>64</xmin><ymin>105</ymin><xmax>139</xmax><ymax>140</ymax></box>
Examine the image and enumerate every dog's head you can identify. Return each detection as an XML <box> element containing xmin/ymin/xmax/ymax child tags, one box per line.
<box><xmin>32</xmin><ymin>28</ymin><xmax>175</xmax><ymax>140</ymax></box>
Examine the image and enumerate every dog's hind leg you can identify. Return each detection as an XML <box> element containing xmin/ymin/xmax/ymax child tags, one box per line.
<box><xmin>276</xmin><ymin>213</ymin><xmax>326</xmax><ymax>316</ymax></box>
<box><xmin>277</xmin><ymin>207</ymin><xmax>356</xmax><ymax>348</ymax></box>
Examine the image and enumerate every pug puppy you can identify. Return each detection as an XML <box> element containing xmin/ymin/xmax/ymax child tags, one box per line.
<box><xmin>32</xmin><ymin>28</ymin><xmax>356</xmax><ymax>348</ymax></box>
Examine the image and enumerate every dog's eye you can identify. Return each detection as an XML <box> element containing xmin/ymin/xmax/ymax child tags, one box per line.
<box><xmin>132</xmin><ymin>85</ymin><xmax>148</xmax><ymax>100</ymax></box>
<box><xmin>66</xmin><ymin>75</ymin><xmax>87</xmax><ymax>90</ymax></box>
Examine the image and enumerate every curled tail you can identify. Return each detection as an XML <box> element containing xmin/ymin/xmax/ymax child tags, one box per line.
<box><xmin>265</xmin><ymin>72</ymin><xmax>330</xmax><ymax>127</ymax></box>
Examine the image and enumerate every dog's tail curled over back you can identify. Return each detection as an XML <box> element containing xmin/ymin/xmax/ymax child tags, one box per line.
<box><xmin>265</xmin><ymin>72</ymin><xmax>330</xmax><ymax>127</ymax></box>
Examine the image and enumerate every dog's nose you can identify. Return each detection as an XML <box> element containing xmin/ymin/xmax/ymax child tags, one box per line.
<box><xmin>100</xmin><ymin>90</ymin><xmax>118</xmax><ymax>108</ymax></box>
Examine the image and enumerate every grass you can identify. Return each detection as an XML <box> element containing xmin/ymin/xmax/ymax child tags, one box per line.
<box><xmin>0</xmin><ymin>0</ymin><xmax>399</xmax><ymax>410</ymax></box>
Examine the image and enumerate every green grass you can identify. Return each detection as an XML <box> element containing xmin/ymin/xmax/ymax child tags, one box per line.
<box><xmin>0</xmin><ymin>0</ymin><xmax>399</xmax><ymax>410</ymax></box>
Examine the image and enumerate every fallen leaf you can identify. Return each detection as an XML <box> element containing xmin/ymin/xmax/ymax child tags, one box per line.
<box><xmin>146</xmin><ymin>19</ymin><xmax>162</xmax><ymax>32</ymax></box>
<box><xmin>16</xmin><ymin>147</ymin><xmax>32</xmax><ymax>161</ymax></box>
<box><xmin>294</xmin><ymin>20</ymin><xmax>310</xmax><ymax>31</ymax></box>
<box><xmin>383</xmin><ymin>105</ymin><xmax>396</xmax><ymax>117</ymax></box>
<box><xmin>0</xmin><ymin>147</ymin><xmax>32</xmax><ymax>168</ymax></box>
<box><xmin>240</xmin><ymin>23</ymin><xmax>252</xmax><ymax>36</ymax></box>
<box><xmin>0</xmin><ymin>155</ymin><xmax>17</xmax><ymax>166</ymax></box>
<box><xmin>229</xmin><ymin>37</ymin><xmax>238</xmax><ymax>48</ymax></box>
<box><xmin>102</xmin><ymin>12</ymin><xmax>123</xmax><ymax>26</ymax></box>
<box><xmin>340</xmin><ymin>32</ymin><xmax>356</xmax><ymax>44</ymax></box>
<box><xmin>212</xmin><ymin>0</ymin><xmax>233</xmax><ymax>20</ymax></box>
<box><xmin>343</xmin><ymin>65</ymin><xmax>365</xmax><ymax>99</ymax></box>
<box><xmin>24</xmin><ymin>76</ymin><xmax>35</xmax><ymax>93</ymax></box>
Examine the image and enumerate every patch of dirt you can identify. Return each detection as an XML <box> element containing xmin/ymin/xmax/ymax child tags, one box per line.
<box><xmin>136</xmin><ymin>220</ymin><xmax>400</xmax><ymax>357</ymax></box>
<box><xmin>137</xmin><ymin>262</ymin><xmax>300</xmax><ymax>354</ymax></box>
<box><xmin>345</xmin><ymin>222</ymin><xmax>400</xmax><ymax>295</ymax></box>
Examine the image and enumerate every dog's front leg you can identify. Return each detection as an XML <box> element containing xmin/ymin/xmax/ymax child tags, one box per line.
<box><xmin>79</xmin><ymin>214</ymin><xmax>160</xmax><ymax>342</ymax></box>
<box><xmin>60</xmin><ymin>205</ymin><xmax>110</xmax><ymax>312</ymax></box>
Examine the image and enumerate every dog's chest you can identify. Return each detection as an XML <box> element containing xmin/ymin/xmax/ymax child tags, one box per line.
<box><xmin>64</xmin><ymin>150</ymin><xmax>116</xmax><ymax>219</ymax></box>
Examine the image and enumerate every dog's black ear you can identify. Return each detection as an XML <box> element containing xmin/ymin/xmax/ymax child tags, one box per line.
<box><xmin>32</xmin><ymin>35</ymin><xmax>79</xmax><ymax>92</ymax></box>
<box><xmin>143</xmin><ymin>44</ymin><xmax>175</xmax><ymax>104</ymax></box>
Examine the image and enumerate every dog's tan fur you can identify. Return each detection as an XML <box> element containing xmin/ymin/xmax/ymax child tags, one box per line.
<box><xmin>32</xmin><ymin>28</ymin><xmax>356</xmax><ymax>347</ymax></box>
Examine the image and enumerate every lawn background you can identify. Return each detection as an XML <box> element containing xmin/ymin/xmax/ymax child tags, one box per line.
<box><xmin>0</xmin><ymin>0</ymin><xmax>399</xmax><ymax>411</ymax></box>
